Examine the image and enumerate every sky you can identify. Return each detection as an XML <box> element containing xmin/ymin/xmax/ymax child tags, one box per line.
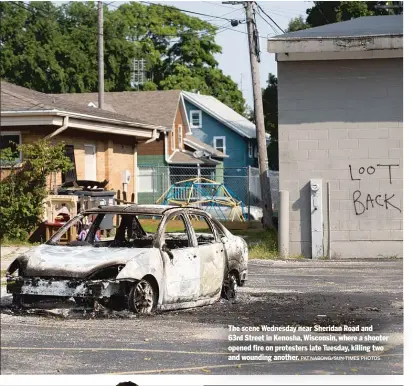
<box><xmin>106</xmin><ymin>0</ymin><xmax>311</xmax><ymax>108</ymax></box>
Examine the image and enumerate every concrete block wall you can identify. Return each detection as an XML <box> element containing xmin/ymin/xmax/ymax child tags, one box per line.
<box><xmin>278</xmin><ymin>58</ymin><xmax>403</xmax><ymax>258</ymax></box>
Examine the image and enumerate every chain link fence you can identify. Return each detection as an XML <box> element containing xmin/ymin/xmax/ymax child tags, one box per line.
<box><xmin>136</xmin><ymin>165</ymin><xmax>279</xmax><ymax>220</ymax></box>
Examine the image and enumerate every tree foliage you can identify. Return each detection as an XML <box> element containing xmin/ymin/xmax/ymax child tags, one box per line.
<box><xmin>0</xmin><ymin>1</ymin><xmax>246</xmax><ymax>114</ymax></box>
<box><xmin>287</xmin><ymin>1</ymin><xmax>402</xmax><ymax>31</ymax></box>
<box><xmin>287</xmin><ymin>16</ymin><xmax>310</xmax><ymax>33</ymax></box>
<box><xmin>262</xmin><ymin>74</ymin><xmax>278</xmax><ymax>171</ymax></box>
<box><xmin>0</xmin><ymin>140</ymin><xmax>73</xmax><ymax>241</ymax></box>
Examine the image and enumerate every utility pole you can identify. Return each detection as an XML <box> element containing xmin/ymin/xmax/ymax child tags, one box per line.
<box><xmin>223</xmin><ymin>1</ymin><xmax>274</xmax><ymax>228</ymax></box>
<box><xmin>98</xmin><ymin>1</ymin><xmax>104</xmax><ymax>108</ymax></box>
<box><xmin>244</xmin><ymin>1</ymin><xmax>273</xmax><ymax>229</ymax></box>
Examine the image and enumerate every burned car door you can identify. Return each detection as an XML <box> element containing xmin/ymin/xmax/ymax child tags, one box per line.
<box><xmin>188</xmin><ymin>213</ymin><xmax>225</xmax><ymax>298</ymax></box>
<box><xmin>158</xmin><ymin>213</ymin><xmax>200</xmax><ymax>304</ymax></box>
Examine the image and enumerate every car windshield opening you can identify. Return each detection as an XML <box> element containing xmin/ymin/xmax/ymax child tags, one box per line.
<box><xmin>47</xmin><ymin>213</ymin><xmax>163</xmax><ymax>248</ymax></box>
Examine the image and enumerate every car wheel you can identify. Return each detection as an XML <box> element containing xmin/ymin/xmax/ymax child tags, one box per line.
<box><xmin>222</xmin><ymin>272</ymin><xmax>238</xmax><ymax>301</ymax></box>
<box><xmin>128</xmin><ymin>279</ymin><xmax>157</xmax><ymax>314</ymax></box>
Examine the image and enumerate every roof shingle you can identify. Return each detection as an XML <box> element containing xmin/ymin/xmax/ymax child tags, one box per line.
<box><xmin>1</xmin><ymin>81</ymin><xmax>162</xmax><ymax>128</ymax></box>
<box><xmin>53</xmin><ymin>90</ymin><xmax>181</xmax><ymax>129</ymax></box>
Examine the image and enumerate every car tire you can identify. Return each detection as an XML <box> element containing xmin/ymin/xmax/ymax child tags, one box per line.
<box><xmin>222</xmin><ymin>272</ymin><xmax>238</xmax><ymax>301</ymax></box>
<box><xmin>12</xmin><ymin>293</ymin><xmax>23</xmax><ymax>308</ymax></box>
<box><xmin>128</xmin><ymin>279</ymin><xmax>157</xmax><ymax>314</ymax></box>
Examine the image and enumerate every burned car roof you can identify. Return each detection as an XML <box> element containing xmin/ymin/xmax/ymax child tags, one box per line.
<box><xmin>83</xmin><ymin>204</ymin><xmax>212</xmax><ymax>216</ymax></box>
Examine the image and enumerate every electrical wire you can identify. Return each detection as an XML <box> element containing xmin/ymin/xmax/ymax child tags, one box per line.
<box><xmin>256</xmin><ymin>3</ymin><xmax>285</xmax><ymax>33</ymax></box>
<box><xmin>315</xmin><ymin>3</ymin><xmax>330</xmax><ymax>23</ymax></box>
<box><xmin>256</xmin><ymin>8</ymin><xmax>278</xmax><ymax>35</ymax></box>
<box><xmin>9</xmin><ymin>1</ymin><xmax>256</xmax><ymax>43</ymax></box>
<box><xmin>140</xmin><ymin>1</ymin><xmax>235</xmax><ymax>21</ymax></box>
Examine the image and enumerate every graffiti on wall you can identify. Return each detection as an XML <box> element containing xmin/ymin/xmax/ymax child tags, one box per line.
<box><xmin>349</xmin><ymin>164</ymin><xmax>401</xmax><ymax>215</ymax></box>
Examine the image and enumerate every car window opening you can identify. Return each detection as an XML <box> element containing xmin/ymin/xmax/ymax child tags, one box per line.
<box><xmin>163</xmin><ymin>215</ymin><xmax>190</xmax><ymax>250</ymax></box>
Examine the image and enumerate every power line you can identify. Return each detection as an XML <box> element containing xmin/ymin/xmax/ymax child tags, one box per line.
<box><xmin>256</xmin><ymin>8</ymin><xmax>278</xmax><ymax>35</ymax></box>
<box><xmin>256</xmin><ymin>3</ymin><xmax>285</xmax><ymax>33</ymax></box>
<box><xmin>9</xmin><ymin>1</ymin><xmax>255</xmax><ymax>44</ymax></box>
<box><xmin>140</xmin><ymin>1</ymin><xmax>235</xmax><ymax>21</ymax></box>
<box><xmin>315</xmin><ymin>3</ymin><xmax>330</xmax><ymax>23</ymax></box>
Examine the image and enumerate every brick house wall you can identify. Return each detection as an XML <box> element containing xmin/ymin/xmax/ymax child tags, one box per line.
<box><xmin>1</xmin><ymin>126</ymin><xmax>137</xmax><ymax>198</ymax></box>
<box><xmin>278</xmin><ymin>58</ymin><xmax>403</xmax><ymax>258</ymax></box>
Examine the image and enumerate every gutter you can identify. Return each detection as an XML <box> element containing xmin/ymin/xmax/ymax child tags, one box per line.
<box><xmin>1</xmin><ymin>110</ymin><xmax>166</xmax><ymax>132</ymax></box>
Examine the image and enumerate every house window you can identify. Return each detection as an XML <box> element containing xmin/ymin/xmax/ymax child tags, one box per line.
<box><xmin>62</xmin><ymin>145</ymin><xmax>76</xmax><ymax>183</ymax></box>
<box><xmin>213</xmin><ymin>136</ymin><xmax>226</xmax><ymax>154</ymax></box>
<box><xmin>190</xmin><ymin>110</ymin><xmax>202</xmax><ymax>128</ymax></box>
<box><xmin>138</xmin><ymin>167</ymin><xmax>156</xmax><ymax>193</ymax></box>
<box><xmin>0</xmin><ymin>131</ymin><xmax>22</xmax><ymax>165</ymax></box>
<box><xmin>171</xmin><ymin>131</ymin><xmax>176</xmax><ymax>151</ymax></box>
<box><xmin>248</xmin><ymin>142</ymin><xmax>253</xmax><ymax>158</ymax></box>
<box><xmin>254</xmin><ymin>145</ymin><xmax>258</xmax><ymax>158</ymax></box>
<box><xmin>178</xmin><ymin>125</ymin><xmax>183</xmax><ymax>149</ymax></box>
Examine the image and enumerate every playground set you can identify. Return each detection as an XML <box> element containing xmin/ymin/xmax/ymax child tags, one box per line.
<box><xmin>156</xmin><ymin>177</ymin><xmax>247</xmax><ymax>221</ymax></box>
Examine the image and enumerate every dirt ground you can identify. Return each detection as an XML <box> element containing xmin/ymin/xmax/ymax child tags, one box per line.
<box><xmin>0</xmin><ymin>259</ymin><xmax>403</xmax><ymax>375</ymax></box>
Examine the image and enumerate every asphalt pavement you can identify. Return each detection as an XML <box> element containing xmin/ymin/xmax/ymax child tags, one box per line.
<box><xmin>0</xmin><ymin>259</ymin><xmax>403</xmax><ymax>375</ymax></box>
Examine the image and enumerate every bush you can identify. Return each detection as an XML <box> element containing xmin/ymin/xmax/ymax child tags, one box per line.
<box><xmin>0</xmin><ymin>139</ymin><xmax>73</xmax><ymax>241</ymax></box>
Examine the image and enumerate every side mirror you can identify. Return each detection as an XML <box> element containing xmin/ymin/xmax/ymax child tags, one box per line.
<box><xmin>162</xmin><ymin>244</ymin><xmax>174</xmax><ymax>260</ymax></box>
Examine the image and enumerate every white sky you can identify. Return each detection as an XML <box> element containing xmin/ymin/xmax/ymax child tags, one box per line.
<box><xmin>106</xmin><ymin>0</ymin><xmax>311</xmax><ymax>108</ymax></box>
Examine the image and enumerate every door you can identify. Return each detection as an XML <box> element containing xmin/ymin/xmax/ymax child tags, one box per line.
<box><xmin>84</xmin><ymin>144</ymin><xmax>96</xmax><ymax>180</ymax></box>
<box><xmin>189</xmin><ymin>214</ymin><xmax>225</xmax><ymax>298</ymax></box>
<box><xmin>160</xmin><ymin>214</ymin><xmax>200</xmax><ymax>303</ymax></box>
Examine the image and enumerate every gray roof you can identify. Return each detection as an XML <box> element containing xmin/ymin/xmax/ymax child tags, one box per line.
<box><xmin>184</xmin><ymin>135</ymin><xmax>228</xmax><ymax>158</ymax></box>
<box><xmin>54</xmin><ymin>90</ymin><xmax>181</xmax><ymax>129</ymax></box>
<box><xmin>182</xmin><ymin>91</ymin><xmax>265</xmax><ymax>140</ymax></box>
<box><xmin>271</xmin><ymin>15</ymin><xmax>403</xmax><ymax>40</ymax></box>
<box><xmin>1</xmin><ymin>81</ymin><xmax>161</xmax><ymax>129</ymax></box>
<box><xmin>169</xmin><ymin>150</ymin><xmax>220</xmax><ymax>165</ymax></box>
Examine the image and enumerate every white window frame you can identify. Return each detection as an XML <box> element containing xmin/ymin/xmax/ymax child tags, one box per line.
<box><xmin>213</xmin><ymin>136</ymin><xmax>226</xmax><ymax>154</ymax></box>
<box><xmin>190</xmin><ymin>110</ymin><xmax>202</xmax><ymax>128</ymax></box>
<box><xmin>248</xmin><ymin>141</ymin><xmax>253</xmax><ymax>158</ymax></box>
<box><xmin>1</xmin><ymin>131</ymin><xmax>22</xmax><ymax>165</ymax></box>
<box><xmin>137</xmin><ymin>167</ymin><xmax>156</xmax><ymax>193</ymax></box>
<box><xmin>171</xmin><ymin>131</ymin><xmax>176</xmax><ymax>151</ymax></box>
<box><xmin>178</xmin><ymin>125</ymin><xmax>183</xmax><ymax>149</ymax></box>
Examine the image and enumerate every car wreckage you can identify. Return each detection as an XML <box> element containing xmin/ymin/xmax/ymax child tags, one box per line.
<box><xmin>6</xmin><ymin>205</ymin><xmax>248</xmax><ymax>313</ymax></box>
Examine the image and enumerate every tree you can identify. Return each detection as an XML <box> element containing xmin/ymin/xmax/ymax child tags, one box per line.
<box><xmin>287</xmin><ymin>16</ymin><xmax>310</xmax><ymax>32</ymax></box>
<box><xmin>0</xmin><ymin>140</ymin><xmax>73</xmax><ymax>241</ymax></box>
<box><xmin>287</xmin><ymin>1</ymin><xmax>402</xmax><ymax>32</ymax></box>
<box><xmin>262</xmin><ymin>74</ymin><xmax>278</xmax><ymax>171</ymax></box>
<box><xmin>0</xmin><ymin>1</ymin><xmax>246</xmax><ymax>114</ymax></box>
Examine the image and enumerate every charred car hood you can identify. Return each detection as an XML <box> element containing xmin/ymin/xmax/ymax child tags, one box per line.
<box><xmin>19</xmin><ymin>244</ymin><xmax>151</xmax><ymax>278</ymax></box>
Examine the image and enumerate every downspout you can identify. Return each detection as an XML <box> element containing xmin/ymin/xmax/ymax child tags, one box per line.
<box><xmin>134</xmin><ymin>140</ymin><xmax>138</xmax><ymax>204</ymax></box>
<box><xmin>45</xmin><ymin>116</ymin><xmax>69</xmax><ymax>139</ymax></box>
<box><xmin>145</xmin><ymin>129</ymin><xmax>158</xmax><ymax>143</ymax></box>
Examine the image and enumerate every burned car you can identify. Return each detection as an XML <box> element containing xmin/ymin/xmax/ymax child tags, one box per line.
<box><xmin>6</xmin><ymin>205</ymin><xmax>248</xmax><ymax>313</ymax></box>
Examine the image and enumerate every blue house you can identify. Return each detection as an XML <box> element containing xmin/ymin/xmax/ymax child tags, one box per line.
<box><xmin>181</xmin><ymin>91</ymin><xmax>268</xmax><ymax>200</ymax></box>
<box><xmin>182</xmin><ymin>91</ymin><xmax>264</xmax><ymax>169</ymax></box>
